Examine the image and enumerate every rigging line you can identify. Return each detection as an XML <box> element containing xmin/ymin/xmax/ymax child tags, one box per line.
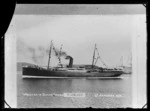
<box><xmin>98</xmin><ymin>53</ymin><xmax>107</xmax><ymax>67</ymax></box>
<box><xmin>52</xmin><ymin>43</ymin><xmax>58</xmax><ymax>57</ymax></box>
<box><xmin>52</xmin><ymin>42</ymin><xmax>63</xmax><ymax>64</ymax></box>
<box><xmin>95</xmin><ymin>48</ymin><xmax>108</xmax><ymax>68</ymax></box>
<box><xmin>94</xmin><ymin>57</ymin><xmax>100</xmax><ymax>65</ymax></box>
<box><xmin>4</xmin><ymin>100</ymin><xmax>11</xmax><ymax>108</ymax></box>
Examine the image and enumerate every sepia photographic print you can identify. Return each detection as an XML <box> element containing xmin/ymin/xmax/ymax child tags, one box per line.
<box><xmin>5</xmin><ymin>4</ymin><xmax>147</xmax><ymax>108</ymax></box>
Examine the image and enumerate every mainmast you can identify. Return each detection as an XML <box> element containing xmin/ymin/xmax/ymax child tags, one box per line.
<box><xmin>92</xmin><ymin>44</ymin><xmax>96</xmax><ymax>69</ymax></box>
<box><xmin>47</xmin><ymin>40</ymin><xmax>53</xmax><ymax>69</ymax></box>
<box><xmin>58</xmin><ymin>44</ymin><xmax>63</xmax><ymax>67</ymax></box>
<box><xmin>93</xmin><ymin>46</ymin><xmax>108</xmax><ymax>68</ymax></box>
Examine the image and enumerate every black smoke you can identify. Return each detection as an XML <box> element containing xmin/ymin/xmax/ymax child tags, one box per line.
<box><xmin>17</xmin><ymin>37</ymin><xmax>73</xmax><ymax>65</ymax></box>
<box><xmin>17</xmin><ymin>37</ymin><xmax>50</xmax><ymax>64</ymax></box>
<box><xmin>52</xmin><ymin>47</ymin><xmax>68</xmax><ymax>58</ymax></box>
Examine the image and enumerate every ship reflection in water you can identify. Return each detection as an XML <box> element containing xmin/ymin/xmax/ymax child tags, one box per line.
<box><xmin>17</xmin><ymin>71</ymin><xmax>132</xmax><ymax>108</ymax></box>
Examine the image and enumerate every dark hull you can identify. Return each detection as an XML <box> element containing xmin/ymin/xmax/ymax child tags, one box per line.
<box><xmin>22</xmin><ymin>67</ymin><xmax>123</xmax><ymax>78</ymax></box>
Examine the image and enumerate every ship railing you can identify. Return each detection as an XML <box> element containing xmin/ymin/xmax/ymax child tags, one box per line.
<box><xmin>23</xmin><ymin>65</ymin><xmax>47</xmax><ymax>70</ymax></box>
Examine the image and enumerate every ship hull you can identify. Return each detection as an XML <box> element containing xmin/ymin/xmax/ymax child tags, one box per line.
<box><xmin>22</xmin><ymin>67</ymin><xmax>123</xmax><ymax>78</ymax></box>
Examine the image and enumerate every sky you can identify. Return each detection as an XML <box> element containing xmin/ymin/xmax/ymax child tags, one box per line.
<box><xmin>6</xmin><ymin>4</ymin><xmax>146</xmax><ymax>68</ymax></box>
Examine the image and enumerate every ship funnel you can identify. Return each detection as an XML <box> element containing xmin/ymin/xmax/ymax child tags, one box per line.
<box><xmin>66</xmin><ymin>56</ymin><xmax>73</xmax><ymax>68</ymax></box>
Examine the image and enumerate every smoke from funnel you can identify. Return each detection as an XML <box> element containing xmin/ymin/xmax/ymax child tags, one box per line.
<box><xmin>52</xmin><ymin>47</ymin><xmax>68</xmax><ymax>58</ymax></box>
<box><xmin>17</xmin><ymin>37</ymin><xmax>50</xmax><ymax>65</ymax></box>
<box><xmin>17</xmin><ymin>37</ymin><xmax>73</xmax><ymax>66</ymax></box>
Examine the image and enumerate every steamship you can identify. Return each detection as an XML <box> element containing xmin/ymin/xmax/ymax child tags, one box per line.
<box><xmin>22</xmin><ymin>41</ymin><xmax>123</xmax><ymax>78</ymax></box>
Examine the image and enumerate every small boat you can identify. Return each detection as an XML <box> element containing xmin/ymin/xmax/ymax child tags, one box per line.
<box><xmin>22</xmin><ymin>41</ymin><xmax>123</xmax><ymax>78</ymax></box>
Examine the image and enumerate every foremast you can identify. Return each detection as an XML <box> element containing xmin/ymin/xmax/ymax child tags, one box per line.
<box><xmin>47</xmin><ymin>40</ymin><xmax>53</xmax><ymax>69</ymax></box>
<box><xmin>47</xmin><ymin>41</ymin><xmax>63</xmax><ymax>69</ymax></box>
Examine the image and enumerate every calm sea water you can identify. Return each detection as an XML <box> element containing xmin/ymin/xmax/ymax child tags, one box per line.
<box><xmin>17</xmin><ymin>71</ymin><xmax>132</xmax><ymax>108</ymax></box>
